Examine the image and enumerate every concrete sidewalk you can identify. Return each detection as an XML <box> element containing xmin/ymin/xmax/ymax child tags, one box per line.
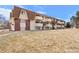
<box><xmin>0</xmin><ymin>29</ymin><xmax>13</xmax><ymax>37</ymax></box>
<box><xmin>0</xmin><ymin>33</ymin><xmax>12</xmax><ymax>37</ymax></box>
<box><xmin>0</xmin><ymin>29</ymin><xmax>9</xmax><ymax>32</ymax></box>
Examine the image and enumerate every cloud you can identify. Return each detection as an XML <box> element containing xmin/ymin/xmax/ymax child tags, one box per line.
<box><xmin>33</xmin><ymin>5</ymin><xmax>44</xmax><ymax>10</ymax></box>
<box><xmin>36</xmin><ymin>10</ymin><xmax>47</xmax><ymax>14</ymax></box>
<box><xmin>62</xmin><ymin>11</ymin><xmax>76</xmax><ymax>22</ymax></box>
<box><xmin>32</xmin><ymin>5</ymin><xmax>47</xmax><ymax>15</ymax></box>
<box><xmin>15</xmin><ymin>5</ymin><xmax>25</xmax><ymax>8</ymax></box>
<box><xmin>0</xmin><ymin>8</ymin><xmax>11</xmax><ymax>20</ymax></box>
<box><xmin>65</xmin><ymin>12</ymin><xmax>76</xmax><ymax>22</ymax></box>
<box><xmin>68</xmin><ymin>12</ymin><xmax>76</xmax><ymax>18</ymax></box>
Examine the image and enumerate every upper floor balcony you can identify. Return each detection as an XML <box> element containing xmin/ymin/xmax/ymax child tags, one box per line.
<box><xmin>43</xmin><ymin>18</ymin><xmax>52</xmax><ymax>22</ymax></box>
<box><xmin>57</xmin><ymin>21</ymin><xmax>65</xmax><ymax>24</ymax></box>
<box><xmin>35</xmin><ymin>16</ymin><xmax>43</xmax><ymax>20</ymax></box>
<box><xmin>47</xmin><ymin>18</ymin><xmax>52</xmax><ymax>21</ymax></box>
<box><xmin>35</xmin><ymin>23</ymin><xmax>43</xmax><ymax>27</ymax></box>
<box><xmin>45</xmin><ymin>23</ymin><xmax>52</xmax><ymax>28</ymax></box>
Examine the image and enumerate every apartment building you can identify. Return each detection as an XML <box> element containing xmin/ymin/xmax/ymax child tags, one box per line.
<box><xmin>9</xmin><ymin>6</ymin><xmax>65</xmax><ymax>31</ymax></box>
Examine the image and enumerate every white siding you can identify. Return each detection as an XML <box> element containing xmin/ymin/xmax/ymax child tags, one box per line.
<box><xmin>19</xmin><ymin>10</ymin><xmax>28</xmax><ymax>31</ymax></box>
<box><xmin>35</xmin><ymin>23</ymin><xmax>43</xmax><ymax>27</ymax></box>
<box><xmin>19</xmin><ymin>10</ymin><xmax>28</xmax><ymax>20</ymax></box>
<box><xmin>20</xmin><ymin>19</ymin><xmax>26</xmax><ymax>31</ymax></box>
<box><xmin>30</xmin><ymin>20</ymin><xmax>35</xmax><ymax>30</ymax></box>
<box><xmin>10</xmin><ymin>17</ymin><xmax>15</xmax><ymax>31</ymax></box>
<box><xmin>45</xmin><ymin>24</ymin><xmax>52</xmax><ymax>28</ymax></box>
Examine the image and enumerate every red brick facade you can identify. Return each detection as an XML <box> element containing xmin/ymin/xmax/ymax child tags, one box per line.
<box><xmin>25</xmin><ymin>20</ymin><xmax>30</xmax><ymax>30</ymax></box>
<box><xmin>14</xmin><ymin>18</ymin><xmax>20</xmax><ymax>31</ymax></box>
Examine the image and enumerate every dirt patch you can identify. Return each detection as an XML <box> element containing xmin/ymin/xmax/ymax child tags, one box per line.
<box><xmin>0</xmin><ymin>29</ymin><xmax>79</xmax><ymax>53</ymax></box>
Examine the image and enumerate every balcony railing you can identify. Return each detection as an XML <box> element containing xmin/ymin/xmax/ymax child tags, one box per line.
<box><xmin>35</xmin><ymin>23</ymin><xmax>43</xmax><ymax>27</ymax></box>
<box><xmin>45</xmin><ymin>24</ymin><xmax>52</xmax><ymax>27</ymax></box>
<box><xmin>57</xmin><ymin>21</ymin><xmax>64</xmax><ymax>24</ymax></box>
<box><xmin>35</xmin><ymin>16</ymin><xmax>43</xmax><ymax>20</ymax></box>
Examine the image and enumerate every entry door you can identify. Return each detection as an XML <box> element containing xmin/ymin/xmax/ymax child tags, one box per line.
<box><xmin>14</xmin><ymin>18</ymin><xmax>20</xmax><ymax>31</ymax></box>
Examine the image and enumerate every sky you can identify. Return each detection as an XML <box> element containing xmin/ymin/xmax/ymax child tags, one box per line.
<box><xmin>0</xmin><ymin>5</ymin><xmax>79</xmax><ymax>22</ymax></box>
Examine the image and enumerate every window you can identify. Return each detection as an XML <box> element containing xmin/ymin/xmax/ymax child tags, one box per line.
<box><xmin>21</xmin><ymin>10</ymin><xmax>25</xmax><ymax>15</ymax></box>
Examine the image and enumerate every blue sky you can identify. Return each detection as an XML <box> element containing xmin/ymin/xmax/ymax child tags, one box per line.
<box><xmin>0</xmin><ymin>5</ymin><xmax>79</xmax><ymax>21</ymax></box>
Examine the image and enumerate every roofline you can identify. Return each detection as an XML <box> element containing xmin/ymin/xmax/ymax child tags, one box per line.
<box><xmin>13</xmin><ymin>6</ymin><xmax>65</xmax><ymax>22</ymax></box>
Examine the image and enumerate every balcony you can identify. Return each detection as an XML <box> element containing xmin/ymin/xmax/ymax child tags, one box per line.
<box><xmin>45</xmin><ymin>23</ymin><xmax>52</xmax><ymax>27</ymax></box>
<box><xmin>57</xmin><ymin>21</ymin><xmax>64</xmax><ymax>24</ymax></box>
<box><xmin>35</xmin><ymin>23</ymin><xmax>43</xmax><ymax>27</ymax></box>
<box><xmin>44</xmin><ymin>18</ymin><xmax>52</xmax><ymax>22</ymax></box>
<box><xmin>35</xmin><ymin>16</ymin><xmax>43</xmax><ymax>20</ymax></box>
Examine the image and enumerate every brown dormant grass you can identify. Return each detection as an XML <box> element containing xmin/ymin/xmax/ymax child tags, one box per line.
<box><xmin>0</xmin><ymin>29</ymin><xmax>79</xmax><ymax>53</ymax></box>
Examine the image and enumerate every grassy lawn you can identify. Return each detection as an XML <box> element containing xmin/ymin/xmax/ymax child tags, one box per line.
<box><xmin>0</xmin><ymin>29</ymin><xmax>79</xmax><ymax>53</ymax></box>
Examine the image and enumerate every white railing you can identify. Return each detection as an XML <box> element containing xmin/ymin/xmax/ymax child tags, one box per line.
<box><xmin>35</xmin><ymin>16</ymin><xmax>43</xmax><ymax>20</ymax></box>
<box><xmin>57</xmin><ymin>21</ymin><xmax>64</xmax><ymax>24</ymax></box>
<box><xmin>35</xmin><ymin>23</ymin><xmax>43</xmax><ymax>27</ymax></box>
<box><xmin>44</xmin><ymin>19</ymin><xmax>52</xmax><ymax>22</ymax></box>
<box><xmin>45</xmin><ymin>24</ymin><xmax>52</xmax><ymax>27</ymax></box>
